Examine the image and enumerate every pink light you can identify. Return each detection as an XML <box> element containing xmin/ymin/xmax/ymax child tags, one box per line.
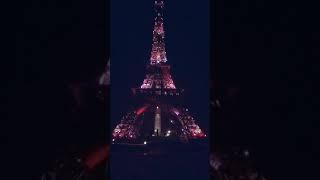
<box><xmin>171</xmin><ymin>108</ymin><xmax>180</xmax><ymax>116</ymax></box>
<box><xmin>136</xmin><ymin>104</ymin><xmax>150</xmax><ymax>116</ymax></box>
<box><xmin>84</xmin><ymin>145</ymin><xmax>109</xmax><ymax>170</ymax></box>
<box><xmin>149</xmin><ymin>0</ymin><xmax>167</xmax><ymax>65</ymax></box>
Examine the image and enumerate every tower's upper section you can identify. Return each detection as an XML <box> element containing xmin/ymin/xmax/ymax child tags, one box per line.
<box><xmin>150</xmin><ymin>0</ymin><xmax>167</xmax><ymax>65</ymax></box>
<box><xmin>139</xmin><ymin>0</ymin><xmax>177</xmax><ymax>91</ymax></box>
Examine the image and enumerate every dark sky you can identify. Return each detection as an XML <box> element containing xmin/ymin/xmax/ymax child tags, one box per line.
<box><xmin>13</xmin><ymin>0</ymin><xmax>108</xmax><ymax>177</ymax></box>
<box><xmin>111</xmin><ymin>0</ymin><xmax>210</xmax><ymax>129</ymax></box>
<box><xmin>212</xmin><ymin>1</ymin><xmax>317</xmax><ymax>179</ymax></box>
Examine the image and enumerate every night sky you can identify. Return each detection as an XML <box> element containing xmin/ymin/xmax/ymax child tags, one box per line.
<box><xmin>111</xmin><ymin>0</ymin><xmax>209</xmax><ymax>130</ymax></box>
<box><xmin>13</xmin><ymin>0</ymin><xmax>108</xmax><ymax>178</ymax></box>
<box><xmin>213</xmin><ymin>0</ymin><xmax>317</xmax><ymax>179</ymax></box>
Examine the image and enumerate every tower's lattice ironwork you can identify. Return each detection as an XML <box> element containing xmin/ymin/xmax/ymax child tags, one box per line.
<box><xmin>112</xmin><ymin>0</ymin><xmax>206</xmax><ymax>144</ymax></box>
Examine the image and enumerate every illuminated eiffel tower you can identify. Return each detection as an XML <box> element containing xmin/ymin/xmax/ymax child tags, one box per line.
<box><xmin>112</xmin><ymin>0</ymin><xmax>206</xmax><ymax>145</ymax></box>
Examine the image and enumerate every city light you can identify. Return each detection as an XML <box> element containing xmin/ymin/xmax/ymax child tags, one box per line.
<box><xmin>165</xmin><ymin>130</ymin><xmax>171</xmax><ymax>137</ymax></box>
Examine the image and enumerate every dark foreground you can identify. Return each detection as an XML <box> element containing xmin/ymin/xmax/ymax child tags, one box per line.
<box><xmin>111</xmin><ymin>142</ymin><xmax>209</xmax><ymax>180</ymax></box>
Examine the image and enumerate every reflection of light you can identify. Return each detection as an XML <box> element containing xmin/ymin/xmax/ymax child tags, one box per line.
<box><xmin>112</xmin><ymin>139</ymin><xmax>115</xmax><ymax>142</ymax></box>
<box><xmin>170</xmin><ymin>120</ymin><xmax>173</xmax><ymax>123</ymax></box>
<box><xmin>167</xmin><ymin>130</ymin><xmax>171</xmax><ymax>133</ymax></box>
<box><xmin>143</xmin><ymin>141</ymin><xmax>147</xmax><ymax>145</ymax></box>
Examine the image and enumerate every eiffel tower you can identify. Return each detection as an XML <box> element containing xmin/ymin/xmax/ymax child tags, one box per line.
<box><xmin>112</xmin><ymin>0</ymin><xmax>206</xmax><ymax>145</ymax></box>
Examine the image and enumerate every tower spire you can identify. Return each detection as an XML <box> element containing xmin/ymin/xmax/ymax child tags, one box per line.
<box><xmin>150</xmin><ymin>0</ymin><xmax>167</xmax><ymax>65</ymax></box>
<box><xmin>140</xmin><ymin>0</ymin><xmax>176</xmax><ymax>89</ymax></box>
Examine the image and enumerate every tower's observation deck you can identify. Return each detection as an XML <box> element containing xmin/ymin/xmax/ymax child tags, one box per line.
<box><xmin>134</xmin><ymin>64</ymin><xmax>183</xmax><ymax>97</ymax></box>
